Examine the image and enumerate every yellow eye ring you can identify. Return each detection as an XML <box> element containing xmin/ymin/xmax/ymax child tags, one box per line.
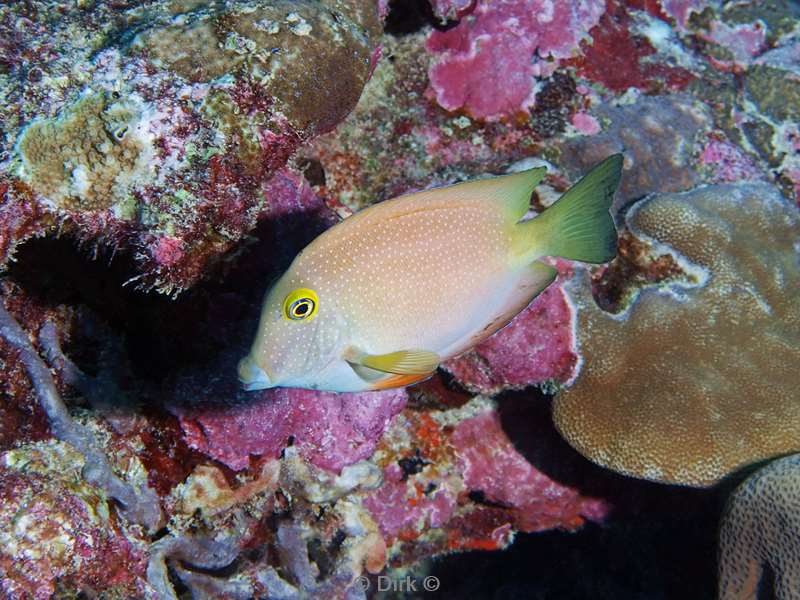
<box><xmin>283</xmin><ymin>288</ymin><xmax>319</xmax><ymax>321</ymax></box>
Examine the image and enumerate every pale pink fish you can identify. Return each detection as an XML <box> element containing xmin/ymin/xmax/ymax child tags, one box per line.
<box><xmin>239</xmin><ymin>155</ymin><xmax>622</xmax><ymax>392</ymax></box>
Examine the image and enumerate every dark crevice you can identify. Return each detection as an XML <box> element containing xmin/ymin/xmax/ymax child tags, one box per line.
<box><xmin>4</xmin><ymin>204</ymin><xmax>330</xmax><ymax>390</ymax></box>
<box><xmin>383</xmin><ymin>0</ymin><xmax>459</xmax><ymax>36</ymax></box>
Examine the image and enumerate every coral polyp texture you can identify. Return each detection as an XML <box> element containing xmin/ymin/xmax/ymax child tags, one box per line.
<box><xmin>718</xmin><ymin>454</ymin><xmax>800</xmax><ymax>600</ymax></box>
<box><xmin>554</xmin><ymin>183</ymin><xmax>800</xmax><ymax>487</ymax></box>
<box><xmin>3</xmin><ymin>0</ymin><xmax>800</xmax><ymax>597</ymax></box>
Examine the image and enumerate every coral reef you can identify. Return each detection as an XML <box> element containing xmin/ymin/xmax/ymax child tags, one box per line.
<box><xmin>554</xmin><ymin>183</ymin><xmax>800</xmax><ymax>487</ymax></box>
<box><xmin>1</xmin><ymin>0</ymin><xmax>380</xmax><ymax>293</ymax></box>
<box><xmin>718</xmin><ymin>454</ymin><xmax>800</xmax><ymax>600</ymax></box>
<box><xmin>2</xmin><ymin>0</ymin><xmax>800</xmax><ymax>597</ymax></box>
<box><xmin>0</xmin><ymin>442</ymin><xmax>149</xmax><ymax>599</ymax></box>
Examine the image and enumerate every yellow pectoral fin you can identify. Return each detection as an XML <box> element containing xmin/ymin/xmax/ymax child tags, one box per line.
<box><xmin>345</xmin><ymin>347</ymin><xmax>440</xmax><ymax>375</ymax></box>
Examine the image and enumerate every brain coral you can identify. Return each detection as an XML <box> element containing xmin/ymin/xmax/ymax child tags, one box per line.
<box><xmin>718</xmin><ymin>453</ymin><xmax>800</xmax><ymax>600</ymax></box>
<box><xmin>553</xmin><ymin>183</ymin><xmax>800</xmax><ymax>487</ymax></box>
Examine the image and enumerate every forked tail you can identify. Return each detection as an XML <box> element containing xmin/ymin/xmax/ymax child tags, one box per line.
<box><xmin>516</xmin><ymin>154</ymin><xmax>623</xmax><ymax>264</ymax></box>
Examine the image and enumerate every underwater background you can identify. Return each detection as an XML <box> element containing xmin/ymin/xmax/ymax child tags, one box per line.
<box><xmin>0</xmin><ymin>0</ymin><xmax>798</xmax><ymax>598</ymax></box>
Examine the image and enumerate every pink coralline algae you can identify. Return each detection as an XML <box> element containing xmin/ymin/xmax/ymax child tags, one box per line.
<box><xmin>171</xmin><ymin>388</ymin><xmax>407</xmax><ymax>472</ymax></box>
<box><xmin>443</xmin><ymin>265</ymin><xmax>578</xmax><ymax>394</ymax></box>
<box><xmin>571</xmin><ymin>111</ymin><xmax>602</xmax><ymax>135</ymax></box>
<box><xmin>361</xmin><ymin>402</ymin><xmax>608</xmax><ymax>559</ymax></box>
<box><xmin>261</xmin><ymin>168</ymin><xmax>338</xmax><ymax>224</ymax></box>
<box><xmin>363</xmin><ymin>463</ymin><xmax>458</xmax><ymax>537</ymax></box>
<box><xmin>701</xmin><ymin>20</ymin><xmax>767</xmax><ymax>70</ymax></box>
<box><xmin>699</xmin><ymin>137</ymin><xmax>763</xmax><ymax>184</ymax></box>
<box><xmin>0</xmin><ymin>445</ymin><xmax>148</xmax><ymax>600</ymax></box>
<box><xmin>426</xmin><ymin>0</ymin><xmax>605</xmax><ymax>120</ymax></box>
<box><xmin>451</xmin><ymin>411</ymin><xmax>609</xmax><ymax>532</ymax></box>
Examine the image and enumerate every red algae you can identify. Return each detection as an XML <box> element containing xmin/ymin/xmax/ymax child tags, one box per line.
<box><xmin>570</xmin><ymin>0</ymin><xmax>695</xmax><ymax>93</ymax></box>
<box><xmin>451</xmin><ymin>411</ymin><xmax>609</xmax><ymax>532</ymax></box>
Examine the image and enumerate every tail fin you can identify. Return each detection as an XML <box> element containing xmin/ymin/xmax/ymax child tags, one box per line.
<box><xmin>518</xmin><ymin>154</ymin><xmax>622</xmax><ymax>264</ymax></box>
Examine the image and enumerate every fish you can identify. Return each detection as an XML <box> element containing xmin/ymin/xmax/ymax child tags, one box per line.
<box><xmin>238</xmin><ymin>154</ymin><xmax>623</xmax><ymax>392</ymax></box>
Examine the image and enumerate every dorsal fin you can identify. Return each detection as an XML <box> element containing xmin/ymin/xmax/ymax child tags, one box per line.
<box><xmin>448</xmin><ymin>167</ymin><xmax>546</xmax><ymax>221</ymax></box>
<box><xmin>396</xmin><ymin>167</ymin><xmax>546</xmax><ymax>222</ymax></box>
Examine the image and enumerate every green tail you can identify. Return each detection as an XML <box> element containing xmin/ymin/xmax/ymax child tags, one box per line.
<box><xmin>517</xmin><ymin>154</ymin><xmax>622</xmax><ymax>264</ymax></box>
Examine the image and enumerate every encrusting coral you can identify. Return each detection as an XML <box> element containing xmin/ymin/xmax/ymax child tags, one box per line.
<box><xmin>718</xmin><ymin>454</ymin><xmax>800</xmax><ymax>600</ymax></box>
<box><xmin>18</xmin><ymin>92</ymin><xmax>149</xmax><ymax>212</ymax></box>
<box><xmin>554</xmin><ymin>183</ymin><xmax>800</xmax><ymax>487</ymax></box>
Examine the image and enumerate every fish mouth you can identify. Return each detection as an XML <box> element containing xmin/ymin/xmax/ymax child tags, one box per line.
<box><xmin>238</xmin><ymin>355</ymin><xmax>274</xmax><ymax>391</ymax></box>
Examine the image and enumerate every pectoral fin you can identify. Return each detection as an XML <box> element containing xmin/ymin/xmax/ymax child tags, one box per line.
<box><xmin>345</xmin><ymin>347</ymin><xmax>440</xmax><ymax>375</ymax></box>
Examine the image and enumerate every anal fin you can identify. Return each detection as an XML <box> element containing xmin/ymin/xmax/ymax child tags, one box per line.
<box><xmin>440</xmin><ymin>261</ymin><xmax>558</xmax><ymax>358</ymax></box>
<box><xmin>345</xmin><ymin>347</ymin><xmax>439</xmax><ymax>390</ymax></box>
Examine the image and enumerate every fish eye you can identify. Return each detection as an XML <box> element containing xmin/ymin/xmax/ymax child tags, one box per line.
<box><xmin>283</xmin><ymin>288</ymin><xmax>319</xmax><ymax>321</ymax></box>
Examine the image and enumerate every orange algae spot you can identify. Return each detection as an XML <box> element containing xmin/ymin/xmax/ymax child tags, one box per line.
<box><xmin>398</xmin><ymin>529</ymin><xmax>421</xmax><ymax>542</ymax></box>
<box><xmin>446</xmin><ymin>530</ymin><xmax>503</xmax><ymax>552</ymax></box>
<box><xmin>407</xmin><ymin>480</ymin><xmax>426</xmax><ymax>507</ymax></box>
<box><xmin>414</xmin><ymin>413</ymin><xmax>443</xmax><ymax>452</ymax></box>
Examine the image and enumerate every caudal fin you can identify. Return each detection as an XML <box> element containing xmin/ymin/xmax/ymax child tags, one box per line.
<box><xmin>518</xmin><ymin>154</ymin><xmax>622</xmax><ymax>264</ymax></box>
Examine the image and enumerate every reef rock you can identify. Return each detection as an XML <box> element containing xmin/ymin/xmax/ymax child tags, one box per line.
<box><xmin>0</xmin><ymin>0</ymin><xmax>380</xmax><ymax>293</ymax></box>
<box><xmin>0</xmin><ymin>442</ymin><xmax>148</xmax><ymax>599</ymax></box>
<box><xmin>557</xmin><ymin>94</ymin><xmax>713</xmax><ymax>209</ymax></box>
